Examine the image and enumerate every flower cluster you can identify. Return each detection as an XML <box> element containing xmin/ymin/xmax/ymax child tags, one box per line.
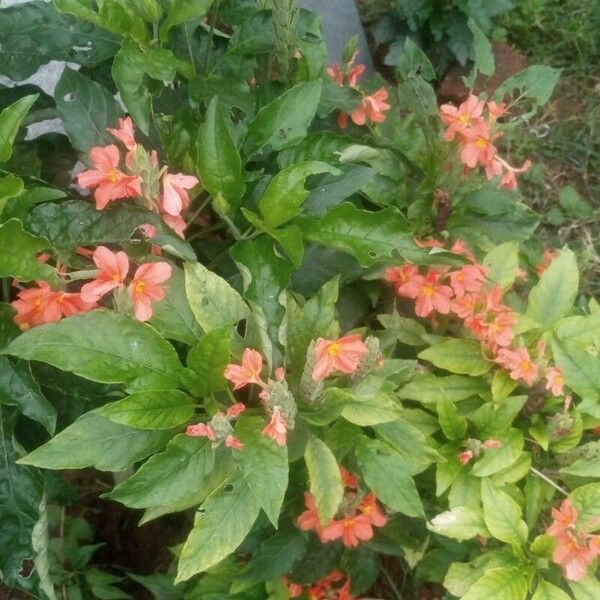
<box><xmin>223</xmin><ymin>348</ymin><xmax>297</xmax><ymax>447</ymax></box>
<box><xmin>439</xmin><ymin>94</ymin><xmax>531</xmax><ymax>190</ymax></box>
<box><xmin>186</xmin><ymin>403</ymin><xmax>245</xmax><ymax>450</ymax></box>
<box><xmin>327</xmin><ymin>51</ymin><xmax>390</xmax><ymax>128</ymax></box>
<box><xmin>384</xmin><ymin>240</ymin><xmax>565</xmax><ymax>393</ymax></box>
<box><xmin>11</xmin><ymin>246</ymin><xmax>171</xmax><ymax>329</ymax></box>
<box><xmin>298</xmin><ymin>468</ymin><xmax>387</xmax><ymax>548</ymax></box>
<box><xmin>547</xmin><ymin>499</ymin><xmax>600</xmax><ymax>581</ymax></box>
<box><xmin>285</xmin><ymin>570</ymin><xmax>355</xmax><ymax>600</ymax></box>
<box><xmin>76</xmin><ymin>117</ymin><xmax>198</xmax><ymax>239</ymax></box>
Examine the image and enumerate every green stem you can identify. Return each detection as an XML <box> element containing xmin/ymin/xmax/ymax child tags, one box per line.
<box><xmin>530</xmin><ymin>466</ymin><xmax>568</xmax><ymax>496</ymax></box>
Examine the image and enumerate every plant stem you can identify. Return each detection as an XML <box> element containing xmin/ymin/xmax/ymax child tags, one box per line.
<box><xmin>530</xmin><ymin>466</ymin><xmax>569</xmax><ymax>496</ymax></box>
<box><xmin>380</xmin><ymin>564</ymin><xmax>403</xmax><ymax>600</ymax></box>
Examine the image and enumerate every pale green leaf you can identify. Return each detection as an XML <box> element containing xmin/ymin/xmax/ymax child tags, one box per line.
<box><xmin>419</xmin><ymin>339</ymin><xmax>491</xmax><ymax>376</ymax></box>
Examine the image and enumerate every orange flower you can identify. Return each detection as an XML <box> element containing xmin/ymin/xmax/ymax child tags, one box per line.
<box><xmin>224</xmin><ymin>348</ymin><xmax>266</xmax><ymax>390</ymax></box>
<box><xmin>398</xmin><ymin>269</ymin><xmax>453</xmax><ymax>317</ymax></box>
<box><xmin>186</xmin><ymin>422</ymin><xmax>216</xmax><ymax>441</ymax></box>
<box><xmin>128</xmin><ymin>262</ymin><xmax>172</xmax><ymax>322</ymax></box>
<box><xmin>359</xmin><ymin>492</ymin><xmax>387</xmax><ymax>527</ymax></box>
<box><xmin>320</xmin><ymin>514</ymin><xmax>373</xmax><ymax>547</ymax></box>
<box><xmin>107</xmin><ymin>116</ymin><xmax>136</xmax><ymax>151</ymax></box>
<box><xmin>546</xmin><ymin>367</ymin><xmax>565</xmax><ymax>397</ymax></box>
<box><xmin>449</xmin><ymin>264</ymin><xmax>487</xmax><ymax>298</ymax></box>
<box><xmin>460</xmin><ymin>121</ymin><xmax>496</xmax><ymax>169</ymax></box>
<box><xmin>161</xmin><ymin>172</ymin><xmax>199</xmax><ymax>216</ymax></box>
<box><xmin>350</xmin><ymin>87</ymin><xmax>390</xmax><ymax>126</ymax></box>
<box><xmin>495</xmin><ymin>347</ymin><xmax>539</xmax><ymax>386</ymax></box>
<box><xmin>439</xmin><ymin>94</ymin><xmax>485</xmax><ymax>141</ymax></box>
<box><xmin>76</xmin><ymin>145</ymin><xmax>142</xmax><ymax>210</ymax></box>
<box><xmin>80</xmin><ymin>246</ymin><xmax>129</xmax><ymax>303</ymax></box>
<box><xmin>262</xmin><ymin>406</ymin><xmax>287</xmax><ymax>446</ymax></box>
<box><xmin>12</xmin><ymin>282</ymin><xmax>62</xmax><ymax>330</ymax></box>
<box><xmin>312</xmin><ymin>335</ymin><xmax>369</xmax><ymax>381</ymax></box>
<box><xmin>297</xmin><ymin>492</ymin><xmax>323</xmax><ymax>534</ymax></box>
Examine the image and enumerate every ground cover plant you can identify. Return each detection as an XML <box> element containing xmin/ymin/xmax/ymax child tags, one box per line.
<box><xmin>0</xmin><ymin>1</ymin><xmax>599</xmax><ymax>599</ymax></box>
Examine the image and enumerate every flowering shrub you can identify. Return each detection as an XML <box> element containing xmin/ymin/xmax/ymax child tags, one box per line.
<box><xmin>0</xmin><ymin>1</ymin><xmax>598</xmax><ymax>599</ymax></box>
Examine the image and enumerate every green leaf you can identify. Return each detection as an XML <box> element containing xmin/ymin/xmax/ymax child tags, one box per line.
<box><xmin>398</xmin><ymin>374</ymin><xmax>486</xmax><ymax>403</ymax></box>
<box><xmin>304</xmin><ymin>435</ymin><xmax>344</xmax><ymax>524</ymax></box>
<box><xmin>494</xmin><ymin>65</ymin><xmax>561</xmax><ymax>108</ymax></box>
<box><xmin>461</xmin><ymin>567</ymin><xmax>527</xmax><ymax>600</ymax></box>
<box><xmin>428</xmin><ymin>506</ymin><xmax>488</xmax><ymax>540</ymax></box>
<box><xmin>150</xmin><ymin>266</ymin><xmax>202</xmax><ymax>345</ymax></box>
<box><xmin>0</xmin><ymin>357</ymin><xmax>55</xmax><ymax>434</ymax></box>
<box><xmin>0</xmin><ymin>1</ymin><xmax>119</xmax><ymax>80</ymax></box>
<box><xmin>569</xmin><ymin>575</ymin><xmax>600</xmax><ymax>600</ymax></box>
<box><xmin>468</xmin><ymin>18</ymin><xmax>495</xmax><ymax>77</ymax></box>
<box><xmin>235</xmin><ymin>417</ymin><xmax>288</xmax><ymax>528</ymax></box>
<box><xmin>0</xmin><ymin>406</ymin><xmax>53</xmax><ymax>598</ymax></box>
<box><xmin>55</xmin><ymin>68</ymin><xmax>123</xmax><ymax>155</ymax></box>
<box><xmin>26</xmin><ymin>200</ymin><xmax>194</xmax><ymax>260</ymax></box>
<box><xmin>298</xmin><ymin>203</ymin><xmax>422</xmax><ymax>267</ymax></box>
<box><xmin>395</xmin><ymin>38</ymin><xmax>435</xmax><ymax>81</ymax></box>
<box><xmin>196</xmin><ymin>96</ymin><xmax>245</xmax><ymax>207</ymax></box>
<box><xmin>0</xmin><ymin>95</ymin><xmax>38</xmax><ymax>163</ymax></box>
<box><xmin>5</xmin><ymin>311</ymin><xmax>183</xmax><ymax>391</ymax></box>
<box><xmin>184</xmin><ymin>261</ymin><xmax>249</xmax><ymax>332</ymax></box>
<box><xmin>533</xmin><ymin>579</ymin><xmax>571</xmax><ymax>600</ymax></box>
<box><xmin>97</xmin><ymin>390</ymin><xmax>195</xmax><ymax>430</ymax></box>
<box><xmin>558</xmin><ymin>186</ymin><xmax>594</xmax><ymax>219</ymax></box>
<box><xmin>0</xmin><ymin>219</ymin><xmax>56</xmax><ymax>283</ymax></box>
<box><xmin>18</xmin><ymin>412</ymin><xmax>172</xmax><ymax>471</ymax></box>
<box><xmin>112</xmin><ymin>38</ymin><xmax>177</xmax><ymax>135</ymax></box>
<box><xmin>186</xmin><ymin>328</ymin><xmax>231</xmax><ymax>396</ymax></box>
<box><xmin>0</xmin><ymin>174</ymin><xmax>24</xmax><ymax>220</ymax></box>
<box><xmin>247</xmin><ymin>81</ymin><xmax>322</xmax><ymax>153</ymax></box>
<box><xmin>356</xmin><ymin>438</ymin><xmax>425</xmax><ymax>517</ymax></box>
<box><xmin>527</xmin><ymin>248</ymin><xmax>578</xmax><ymax>328</ymax></box>
<box><xmin>481</xmin><ymin>479</ymin><xmax>528</xmax><ymax>546</ymax></box>
<box><xmin>551</xmin><ymin>338</ymin><xmax>600</xmax><ymax>402</ymax></box>
<box><xmin>259</xmin><ymin>161</ymin><xmax>340</xmax><ymax>229</ymax></box>
<box><xmin>233</xmin><ymin>528</ymin><xmax>307</xmax><ymax>590</ymax></box>
<box><xmin>176</xmin><ymin>474</ymin><xmax>261</xmax><ymax>582</ymax></box>
<box><xmin>484</xmin><ymin>241</ymin><xmax>520</xmax><ymax>289</ymax></box>
<box><xmin>230</xmin><ymin>238</ymin><xmax>292</xmax><ymax>365</ymax></box>
<box><xmin>472</xmin><ymin>429</ymin><xmax>524</xmax><ymax>477</ymax></box>
<box><xmin>419</xmin><ymin>339</ymin><xmax>491</xmax><ymax>376</ymax></box>
<box><xmin>287</xmin><ymin>277</ymin><xmax>339</xmax><ymax>374</ymax></box>
<box><xmin>437</xmin><ymin>399</ymin><xmax>467</xmax><ymax>440</ymax></box>
<box><xmin>569</xmin><ymin>483</ymin><xmax>600</xmax><ymax>532</ymax></box>
<box><xmin>340</xmin><ymin>386</ymin><xmax>403</xmax><ymax>427</ymax></box>
<box><xmin>107</xmin><ymin>436</ymin><xmax>216</xmax><ymax>508</ymax></box>
<box><xmin>160</xmin><ymin>0</ymin><xmax>214</xmax><ymax>38</ymax></box>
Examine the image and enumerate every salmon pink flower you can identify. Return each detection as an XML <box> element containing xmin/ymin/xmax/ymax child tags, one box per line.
<box><xmin>128</xmin><ymin>262</ymin><xmax>171</xmax><ymax>321</ymax></box>
<box><xmin>499</xmin><ymin>159</ymin><xmax>531</xmax><ymax>190</ymax></box>
<box><xmin>449</xmin><ymin>264</ymin><xmax>487</xmax><ymax>298</ymax></box>
<box><xmin>224</xmin><ymin>348</ymin><xmax>266</xmax><ymax>390</ymax></box>
<box><xmin>458</xmin><ymin>450</ymin><xmax>473</xmax><ymax>465</ymax></box>
<box><xmin>327</xmin><ymin>63</ymin><xmax>344</xmax><ymax>86</ymax></box>
<box><xmin>76</xmin><ymin>145</ymin><xmax>142</xmax><ymax>210</ymax></box>
<box><xmin>399</xmin><ymin>270</ymin><xmax>454</xmax><ymax>317</ymax></box>
<box><xmin>312</xmin><ymin>335</ymin><xmax>369</xmax><ymax>381</ymax></box>
<box><xmin>460</xmin><ymin>121</ymin><xmax>496</xmax><ymax>169</ymax></box>
<box><xmin>321</xmin><ymin>514</ymin><xmax>373</xmax><ymax>547</ymax></box>
<box><xmin>553</xmin><ymin>531</ymin><xmax>600</xmax><ymax>581</ymax></box>
<box><xmin>12</xmin><ymin>282</ymin><xmax>62</xmax><ymax>330</ymax></box>
<box><xmin>297</xmin><ymin>492</ymin><xmax>323</xmax><ymax>533</ymax></box>
<box><xmin>451</xmin><ymin>294</ymin><xmax>478</xmax><ymax>319</ymax></box>
<box><xmin>414</xmin><ymin>237</ymin><xmax>445</xmax><ymax>249</ymax></box>
<box><xmin>546</xmin><ymin>367</ymin><xmax>565</xmax><ymax>396</ymax></box>
<box><xmin>439</xmin><ymin>94</ymin><xmax>485</xmax><ymax>141</ymax></box>
<box><xmin>225</xmin><ymin>435</ymin><xmax>244</xmax><ymax>450</ymax></box>
<box><xmin>107</xmin><ymin>116</ymin><xmax>136</xmax><ymax>151</ymax></box>
<box><xmin>359</xmin><ymin>492</ymin><xmax>387</xmax><ymax>527</ymax></box>
<box><xmin>186</xmin><ymin>422</ymin><xmax>216</xmax><ymax>440</ymax></box>
<box><xmin>340</xmin><ymin>467</ymin><xmax>359</xmax><ymax>489</ymax></box>
<box><xmin>262</xmin><ymin>406</ymin><xmax>287</xmax><ymax>446</ymax></box>
<box><xmin>350</xmin><ymin>88</ymin><xmax>390</xmax><ymax>126</ymax></box>
<box><xmin>450</xmin><ymin>239</ymin><xmax>476</xmax><ymax>261</ymax></box>
<box><xmin>226</xmin><ymin>403</ymin><xmax>246</xmax><ymax>418</ymax></box>
<box><xmin>161</xmin><ymin>172</ymin><xmax>199</xmax><ymax>216</ymax></box>
<box><xmin>537</xmin><ymin>249</ymin><xmax>558</xmax><ymax>276</ymax></box>
<box><xmin>55</xmin><ymin>291</ymin><xmax>96</xmax><ymax>317</ymax></box>
<box><xmin>487</xmin><ymin>101</ymin><xmax>508</xmax><ymax>119</ymax></box>
<box><xmin>548</xmin><ymin>499</ymin><xmax>578</xmax><ymax>538</ymax></box>
<box><xmin>162</xmin><ymin>214</ymin><xmax>187</xmax><ymax>238</ymax></box>
<box><xmin>482</xmin><ymin>439</ymin><xmax>502</xmax><ymax>449</ymax></box>
<box><xmin>485</xmin><ymin>311</ymin><xmax>517</xmax><ymax>348</ymax></box>
<box><xmin>80</xmin><ymin>246</ymin><xmax>129</xmax><ymax>303</ymax></box>
<box><xmin>496</xmin><ymin>347</ymin><xmax>539</xmax><ymax>386</ymax></box>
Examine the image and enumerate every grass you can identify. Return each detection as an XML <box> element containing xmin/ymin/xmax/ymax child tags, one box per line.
<box><xmin>499</xmin><ymin>0</ymin><xmax>600</xmax><ymax>295</ymax></box>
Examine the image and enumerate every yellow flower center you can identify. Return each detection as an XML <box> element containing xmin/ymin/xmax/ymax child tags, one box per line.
<box><xmin>327</xmin><ymin>341</ymin><xmax>342</xmax><ymax>357</ymax></box>
<box><xmin>106</xmin><ymin>168</ymin><xmax>119</xmax><ymax>183</ymax></box>
<box><xmin>459</xmin><ymin>114</ymin><xmax>471</xmax><ymax>125</ymax></box>
<box><xmin>475</xmin><ymin>137</ymin><xmax>488</xmax><ymax>149</ymax></box>
<box><xmin>134</xmin><ymin>280</ymin><xmax>146</xmax><ymax>294</ymax></box>
<box><xmin>421</xmin><ymin>285</ymin><xmax>434</xmax><ymax>297</ymax></box>
<box><xmin>520</xmin><ymin>360</ymin><xmax>533</xmax><ymax>372</ymax></box>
